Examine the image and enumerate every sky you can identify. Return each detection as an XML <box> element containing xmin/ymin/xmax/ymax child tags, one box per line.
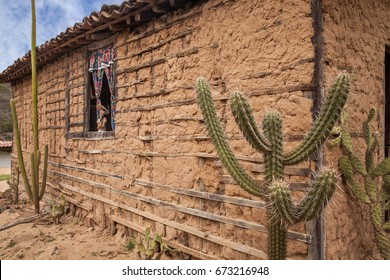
<box><xmin>0</xmin><ymin>0</ymin><xmax>124</xmax><ymax>72</ymax></box>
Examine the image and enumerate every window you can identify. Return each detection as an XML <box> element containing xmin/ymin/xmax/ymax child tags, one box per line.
<box><xmin>87</xmin><ymin>45</ymin><xmax>115</xmax><ymax>134</ymax></box>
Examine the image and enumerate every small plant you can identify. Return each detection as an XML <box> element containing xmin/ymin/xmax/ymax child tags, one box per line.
<box><xmin>127</xmin><ymin>227</ymin><xmax>175</xmax><ymax>260</ymax></box>
<box><xmin>48</xmin><ymin>195</ymin><xmax>67</xmax><ymax>225</ymax></box>
<box><xmin>38</xmin><ymin>231</ymin><xmax>55</xmax><ymax>243</ymax></box>
<box><xmin>331</xmin><ymin>108</ymin><xmax>390</xmax><ymax>259</ymax></box>
<box><xmin>7</xmin><ymin>167</ymin><xmax>20</xmax><ymax>204</ymax></box>
<box><xmin>5</xmin><ymin>240</ymin><xmax>16</xmax><ymax>249</ymax></box>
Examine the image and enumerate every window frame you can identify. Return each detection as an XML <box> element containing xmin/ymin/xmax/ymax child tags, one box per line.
<box><xmin>85</xmin><ymin>40</ymin><xmax>116</xmax><ymax>138</ymax></box>
<box><xmin>65</xmin><ymin>37</ymin><xmax>117</xmax><ymax>140</ymax></box>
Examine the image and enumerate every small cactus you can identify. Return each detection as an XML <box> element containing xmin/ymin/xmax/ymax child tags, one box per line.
<box><xmin>195</xmin><ymin>73</ymin><xmax>349</xmax><ymax>259</ymax></box>
<box><xmin>9</xmin><ymin>0</ymin><xmax>48</xmax><ymax>214</ymax></box>
<box><xmin>7</xmin><ymin>167</ymin><xmax>20</xmax><ymax>204</ymax></box>
<box><xmin>334</xmin><ymin>108</ymin><xmax>390</xmax><ymax>259</ymax></box>
<box><xmin>48</xmin><ymin>195</ymin><xmax>67</xmax><ymax>225</ymax></box>
<box><xmin>127</xmin><ymin>227</ymin><xmax>176</xmax><ymax>260</ymax></box>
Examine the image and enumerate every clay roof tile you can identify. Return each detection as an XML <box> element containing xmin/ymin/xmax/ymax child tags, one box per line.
<box><xmin>0</xmin><ymin>0</ymin><xmax>191</xmax><ymax>83</ymax></box>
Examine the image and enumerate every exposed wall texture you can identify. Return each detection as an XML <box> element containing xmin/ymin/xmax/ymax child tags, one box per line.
<box><xmin>321</xmin><ymin>0</ymin><xmax>390</xmax><ymax>259</ymax></box>
<box><xmin>11</xmin><ymin>0</ymin><xmax>375</xmax><ymax>259</ymax></box>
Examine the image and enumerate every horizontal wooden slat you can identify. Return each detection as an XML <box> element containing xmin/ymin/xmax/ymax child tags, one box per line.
<box><xmin>134</xmin><ymin>178</ymin><xmax>267</xmax><ymax>208</ymax></box>
<box><xmin>46</xmin><ymin>169</ymin><xmax>311</xmax><ymax>243</ymax></box>
<box><xmin>57</xmin><ymin>181</ymin><xmax>267</xmax><ymax>259</ymax></box>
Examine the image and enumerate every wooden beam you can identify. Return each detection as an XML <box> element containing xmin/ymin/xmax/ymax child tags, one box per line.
<box><xmin>169</xmin><ymin>0</ymin><xmax>187</xmax><ymax>8</ymax></box>
<box><xmin>88</xmin><ymin>31</ymin><xmax>113</xmax><ymax>40</ymax></box>
<box><xmin>135</xmin><ymin>12</ymin><xmax>154</xmax><ymax>22</ymax></box>
<box><xmin>57</xmin><ymin>181</ymin><xmax>268</xmax><ymax>259</ymax></box>
<box><xmin>108</xmin><ymin>23</ymin><xmax>128</xmax><ymax>32</ymax></box>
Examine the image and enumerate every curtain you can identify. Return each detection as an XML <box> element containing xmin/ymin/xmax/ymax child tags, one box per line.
<box><xmin>88</xmin><ymin>45</ymin><xmax>115</xmax><ymax>130</ymax></box>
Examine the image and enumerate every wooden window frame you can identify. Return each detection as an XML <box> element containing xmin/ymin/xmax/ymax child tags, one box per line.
<box><xmin>66</xmin><ymin>36</ymin><xmax>116</xmax><ymax>140</ymax></box>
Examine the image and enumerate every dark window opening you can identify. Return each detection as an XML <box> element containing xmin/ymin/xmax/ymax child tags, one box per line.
<box><xmin>88</xmin><ymin>72</ymin><xmax>113</xmax><ymax>132</ymax></box>
<box><xmin>89</xmin><ymin>72</ymin><xmax>97</xmax><ymax>132</ymax></box>
<box><xmin>385</xmin><ymin>49</ymin><xmax>390</xmax><ymax>223</ymax></box>
<box><xmin>99</xmin><ymin>73</ymin><xmax>113</xmax><ymax>132</ymax></box>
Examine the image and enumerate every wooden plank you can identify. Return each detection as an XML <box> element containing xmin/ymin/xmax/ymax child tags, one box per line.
<box><xmin>115</xmin><ymin>10</ymin><xmax>202</xmax><ymax>48</ymax></box>
<box><xmin>219</xmin><ymin>175</ymin><xmax>309</xmax><ymax>191</ymax></box>
<box><xmin>117</xmin><ymin>98</ymin><xmax>196</xmax><ymax>114</ymax></box>
<box><xmin>49</xmin><ymin>161</ymin><xmax>123</xmax><ymax>179</ymax></box>
<box><xmin>116</xmin><ymin>58</ymin><xmax>167</xmax><ymax>75</ymax></box>
<box><xmin>247</xmin><ymin>84</ymin><xmax>314</xmax><ymax>97</ymax></box>
<box><xmin>58</xmin><ymin>182</ymin><xmax>267</xmax><ymax>259</ymax></box>
<box><xmin>135</xmin><ymin>179</ymin><xmax>267</xmax><ymax>209</ymax></box>
<box><xmin>110</xmin><ymin>216</ymin><xmax>217</xmax><ymax>260</ymax></box>
<box><xmin>48</xmin><ymin>170</ymin><xmax>311</xmax><ymax>243</ymax></box>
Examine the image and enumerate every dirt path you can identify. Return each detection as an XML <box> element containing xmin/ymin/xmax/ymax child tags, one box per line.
<box><xmin>0</xmin><ymin>189</ymin><xmax>138</xmax><ymax>260</ymax></box>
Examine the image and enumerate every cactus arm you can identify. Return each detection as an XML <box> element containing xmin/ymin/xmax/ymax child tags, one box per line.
<box><xmin>269</xmin><ymin>169</ymin><xmax>337</xmax><ymax>226</ymax></box>
<box><xmin>196</xmin><ymin>78</ymin><xmax>266</xmax><ymax>196</ymax></box>
<box><xmin>371</xmin><ymin>158</ymin><xmax>390</xmax><ymax>178</ymax></box>
<box><xmin>370</xmin><ymin>204</ymin><xmax>390</xmax><ymax>259</ymax></box>
<box><xmin>39</xmin><ymin>145</ymin><xmax>48</xmax><ymax>200</ymax></box>
<box><xmin>31</xmin><ymin>0</ymin><xmax>39</xmax><ymax>154</ymax></box>
<box><xmin>363</xmin><ymin>108</ymin><xmax>375</xmax><ymax>146</ymax></box>
<box><xmin>263</xmin><ymin>112</ymin><xmax>284</xmax><ymax>182</ymax></box>
<box><xmin>230</xmin><ymin>91</ymin><xmax>272</xmax><ymax>152</ymax></box>
<box><xmin>10</xmin><ymin>99</ymin><xmax>32</xmax><ymax>200</ymax></box>
<box><xmin>295</xmin><ymin>168</ymin><xmax>337</xmax><ymax>221</ymax></box>
<box><xmin>349</xmin><ymin>153</ymin><xmax>367</xmax><ymax>177</ymax></box>
<box><xmin>30</xmin><ymin>152</ymin><xmax>40</xmax><ymax>213</ymax></box>
<box><xmin>339</xmin><ymin>156</ymin><xmax>371</xmax><ymax>204</ymax></box>
<box><xmin>283</xmin><ymin>73</ymin><xmax>349</xmax><ymax>165</ymax></box>
<box><xmin>268</xmin><ymin>181</ymin><xmax>296</xmax><ymax>226</ymax></box>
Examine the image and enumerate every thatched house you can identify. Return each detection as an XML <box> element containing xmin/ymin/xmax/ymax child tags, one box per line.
<box><xmin>0</xmin><ymin>0</ymin><xmax>389</xmax><ymax>259</ymax></box>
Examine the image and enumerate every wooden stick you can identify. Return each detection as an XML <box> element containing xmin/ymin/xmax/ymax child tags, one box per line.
<box><xmin>0</xmin><ymin>213</ymin><xmax>48</xmax><ymax>231</ymax></box>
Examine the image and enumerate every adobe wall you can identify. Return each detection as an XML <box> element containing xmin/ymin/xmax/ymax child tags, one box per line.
<box><xmin>12</xmin><ymin>0</ymin><xmax>321</xmax><ymax>259</ymax></box>
<box><xmin>321</xmin><ymin>0</ymin><xmax>390</xmax><ymax>259</ymax></box>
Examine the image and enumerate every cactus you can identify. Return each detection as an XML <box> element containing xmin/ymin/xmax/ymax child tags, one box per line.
<box><xmin>334</xmin><ymin>108</ymin><xmax>390</xmax><ymax>259</ymax></box>
<box><xmin>6</xmin><ymin>167</ymin><xmax>20</xmax><ymax>204</ymax></box>
<box><xmin>48</xmin><ymin>195</ymin><xmax>67</xmax><ymax>225</ymax></box>
<box><xmin>195</xmin><ymin>73</ymin><xmax>349</xmax><ymax>259</ymax></box>
<box><xmin>9</xmin><ymin>0</ymin><xmax>48</xmax><ymax>214</ymax></box>
<box><xmin>127</xmin><ymin>227</ymin><xmax>176</xmax><ymax>260</ymax></box>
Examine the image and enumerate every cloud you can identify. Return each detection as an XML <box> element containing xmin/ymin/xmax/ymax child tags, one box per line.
<box><xmin>0</xmin><ymin>0</ymin><xmax>123</xmax><ymax>73</ymax></box>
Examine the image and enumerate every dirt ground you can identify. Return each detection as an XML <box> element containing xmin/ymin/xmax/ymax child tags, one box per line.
<box><xmin>0</xmin><ymin>188</ymin><xmax>138</xmax><ymax>260</ymax></box>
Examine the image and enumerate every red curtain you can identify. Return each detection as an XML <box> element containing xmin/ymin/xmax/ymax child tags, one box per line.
<box><xmin>88</xmin><ymin>45</ymin><xmax>115</xmax><ymax>129</ymax></box>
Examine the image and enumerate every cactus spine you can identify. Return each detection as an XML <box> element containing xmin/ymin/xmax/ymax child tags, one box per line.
<box><xmin>335</xmin><ymin>108</ymin><xmax>390</xmax><ymax>259</ymax></box>
<box><xmin>10</xmin><ymin>0</ymin><xmax>48</xmax><ymax>214</ymax></box>
<box><xmin>195</xmin><ymin>73</ymin><xmax>349</xmax><ymax>259</ymax></box>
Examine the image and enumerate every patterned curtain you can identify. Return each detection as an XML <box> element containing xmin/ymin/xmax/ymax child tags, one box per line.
<box><xmin>88</xmin><ymin>45</ymin><xmax>115</xmax><ymax>130</ymax></box>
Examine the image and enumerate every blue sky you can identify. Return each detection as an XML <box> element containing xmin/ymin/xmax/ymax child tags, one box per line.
<box><xmin>0</xmin><ymin>0</ymin><xmax>123</xmax><ymax>72</ymax></box>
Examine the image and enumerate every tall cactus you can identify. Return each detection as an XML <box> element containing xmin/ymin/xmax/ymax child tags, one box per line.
<box><xmin>195</xmin><ymin>73</ymin><xmax>349</xmax><ymax>259</ymax></box>
<box><xmin>333</xmin><ymin>108</ymin><xmax>390</xmax><ymax>259</ymax></box>
<box><xmin>10</xmin><ymin>0</ymin><xmax>48</xmax><ymax>214</ymax></box>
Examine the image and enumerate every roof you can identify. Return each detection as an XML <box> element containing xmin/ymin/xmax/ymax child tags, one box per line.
<box><xmin>0</xmin><ymin>141</ymin><xmax>12</xmax><ymax>149</ymax></box>
<box><xmin>0</xmin><ymin>0</ymin><xmax>193</xmax><ymax>83</ymax></box>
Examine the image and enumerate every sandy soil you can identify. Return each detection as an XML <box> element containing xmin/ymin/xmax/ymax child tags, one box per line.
<box><xmin>0</xmin><ymin>188</ymin><xmax>138</xmax><ymax>260</ymax></box>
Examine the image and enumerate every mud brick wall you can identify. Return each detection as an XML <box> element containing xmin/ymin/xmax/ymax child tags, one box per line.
<box><xmin>11</xmin><ymin>0</ymin><xmax>330</xmax><ymax>259</ymax></box>
<box><xmin>321</xmin><ymin>0</ymin><xmax>390</xmax><ymax>259</ymax></box>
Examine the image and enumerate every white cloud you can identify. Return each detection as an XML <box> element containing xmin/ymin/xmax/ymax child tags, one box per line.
<box><xmin>0</xmin><ymin>0</ymin><xmax>123</xmax><ymax>72</ymax></box>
